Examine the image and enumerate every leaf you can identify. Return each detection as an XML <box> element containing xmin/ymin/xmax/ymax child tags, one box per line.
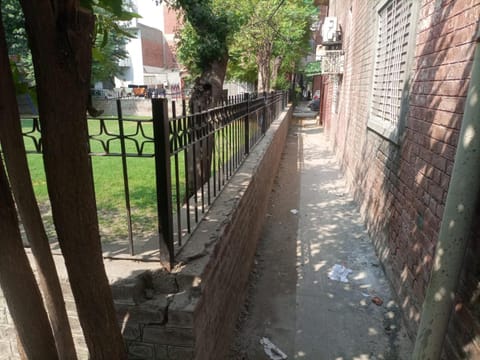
<box><xmin>91</xmin><ymin>47</ymin><xmax>105</xmax><ymax>62</ymax></box>
<box><xmin>96</xmin><ymin>0</ymin><xmax>123</xmax><ymax>17</ymax></box>
<box><xmin>101</xmin><ymin>29</ymin><xmax>109</xmax><ymax>48</ymax></box>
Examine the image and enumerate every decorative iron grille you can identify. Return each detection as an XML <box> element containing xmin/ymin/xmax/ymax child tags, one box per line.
<box><xmin>321</xmin><ymin>50</ymin><xmax>344</xmax><ymax>74</ymax></box>
<box><xmin>369</xmin><ymin>0</ymin><xmax>413</xmax><ymax>142</ymax></box>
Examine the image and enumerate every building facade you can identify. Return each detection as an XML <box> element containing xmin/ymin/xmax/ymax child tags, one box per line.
<box><xmin>114</xmin><ymin>1</ymin><xmax>182</xmax><ymax>92</ymax></box>
<box><xmin>319</xmin><ymin>0</ymin><xmax>480</xmax><ymax>358</ymax></box>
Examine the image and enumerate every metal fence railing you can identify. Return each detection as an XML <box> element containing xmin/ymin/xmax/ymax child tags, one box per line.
<box><xmin>20</xmin><ymin>91</ymin><xmax>288</xmax><ymax>267</ymax></box>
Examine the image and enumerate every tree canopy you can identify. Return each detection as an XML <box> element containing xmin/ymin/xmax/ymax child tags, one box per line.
<box><xmin>227</xmin><ymin>0</ymin><xmax>316</xmax><ymax>91</ymax></box>
<box><xmin>174</xmin><ymin>0</ymin><xmax>246</xmax><ymax>83</ymax></box>
<box><xmin>174</xmin><ymin>0</ymin><xmax>316</xmax><ymax>91</ymax></box>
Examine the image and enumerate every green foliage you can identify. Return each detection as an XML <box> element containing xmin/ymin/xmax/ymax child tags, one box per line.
<box><xmin>227</xmin><ymin>0</ymin><xmax>316</xmax><ymax>87</ymax></box>
<box><xmin>87</xmin><ymin>1</ymin><xmax>139</xmax><ymax>83</ymax></box>
<box><xmin>273</xmin><ymin>74</ymin><xmax>290</xmax><ymax>90</ymax></box>
<box><xmin>171</xmin><ymin>0</ymin><xmax>316</xmax><ymax>91</ymax></box>
<box><xmin>1</xmin><ymin>0</ymin><xmax>34</xmax><ymax>83</ymax></box>
<box><xmin>1</xmin><ymin>0</ymin><xmax>137</xmax><ymax>87</ymax></box>
<box><xmin>226</xmin><ymin>46</ymin><xmax>258</xmax><ymax>84</ymax></box>
<box><xmin>91</xmin><ymin>4</ymin><xmax>137</xmax><ymax>83</ymax></box>
<box><xmin>174</xmin><ymin>0</ymin><xmax>246</xmax><ymax>75</ymax></box>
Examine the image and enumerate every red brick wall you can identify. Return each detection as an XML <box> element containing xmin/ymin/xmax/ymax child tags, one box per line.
<box><xmin>192</xmin><ymin>107</ymin><xmax>292</xmax><ymax>360</ymax></box>
<box><xmin>162</xmin><ymin>7</ymin><xmax>181</xmax><ymax>69</ymax></box>
<box><xmin>323</xmin><ymin>0</ymin><xmax>480</xmax><ymax>357</ymax></box>
<box><xmin>163</xmin><ymin>7</ymin><xmax>180</xmax><ymax>35</ymax></box>
<box><xmin>139</xmin><ymin>24</ymin><xmax>165</xmax><ymax>68</ymax></box>
<box><xmin>164</xmin><ymin>40</ymin><xmax>178</xmax><ymax>69</ymax></box>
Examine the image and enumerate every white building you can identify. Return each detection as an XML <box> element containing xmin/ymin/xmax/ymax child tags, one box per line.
<box><xmin>113</xmin><ymin>1</ymin><xmax>182</xmax><ymax>92</ymax></box>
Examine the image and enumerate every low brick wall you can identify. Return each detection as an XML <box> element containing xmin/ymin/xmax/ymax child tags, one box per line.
<box><xmin>116</xmin><ymin>105</ymin><xmax>293</xmax><ymax>360</ymax></box>
<box><xmin>186</xmin><ymin>105</ymin><xmax>293</xmax><ymax>359</ymax></box>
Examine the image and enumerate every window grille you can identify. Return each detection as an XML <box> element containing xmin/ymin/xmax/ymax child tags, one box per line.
<box><xmin>332</xmin><ymin>75</ymin><xmax>342</xmax><ymax>114</ymax></box>
<box><xmin>321</xmin><ymin>50</ymin><xmax>344</xmax><ymax>74</ymax></box>
<box><xmin>368</xmin><ymin>0</ymin><xmax>413</xmax><ymax>142</ymax></box>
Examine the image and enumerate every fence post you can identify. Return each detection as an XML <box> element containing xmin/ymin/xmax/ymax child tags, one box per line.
<box><xmin>152</xmin><ymin>98</ymin><xmax>174</xmax><ymax>270</ymax></box>
<box><xmin>244</xmin><ymin>93</ymin><xmax>250</xmax><ymax>155</ymax></box>
<box><xmin>116</xmin><ymin>100</ymin><xmax>134</xmax><ymax>256</ymax></box>
<box><xmin>262</xmin><ymin>91</ymin><xmax>267</xmax><ymax>135</ymax></box>
<box><xmin>271</xmin><ymin>91</ymin><xmax>276</xmax><ymax>121</ymax></box>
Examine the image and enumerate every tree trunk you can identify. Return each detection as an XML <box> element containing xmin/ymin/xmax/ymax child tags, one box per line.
<box><xmin>271</xmin><ymin>56</ymin><xmax>283</xmax><ymax>89</ymax></box>
<box><xmin>189</xmin><ymin>57</ymin><xmax>228</xmax><ymax>112</ymax></box>
<box><xmin>257</xmin><ymin>40</ymin><xmax>272</xmax><ymax>92</ymax></box>
<box><xmin>0</xmin><ymin>9</ymin><xmax>77</xmax><ymax>359</ymax></box>
<box><xmin>185</xmin><ymin>57</ymin><xmax>228</xmax><ymax>200</ymax></box>
<box><xmin>18</xmin><ymin>2</ymin><xmax>127</xmax><ymax>358</ymax></box>
<box><xmin>0</xmin><ymin>158</ymin><xmax>59</xmax><ymax>360</ymax></box>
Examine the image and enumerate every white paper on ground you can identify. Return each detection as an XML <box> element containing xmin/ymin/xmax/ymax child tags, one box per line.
<box><xmin>328</xmin><ymin>264</ymin><xmax>353</xmax><ymax>283</ymax></box>
<box><xmin>260</xmin><ymin>337</ymin><xmax>288</xmax><ymax>360</ymax></box>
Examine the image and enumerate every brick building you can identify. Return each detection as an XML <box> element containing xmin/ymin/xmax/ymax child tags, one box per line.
<box><xmin>114</xmin><ymin>1</ymin><xmax>182</xmax><ymax>90</ymax></box>
<box><xmin>318</xmin><ymin>0</ymin><xmax>480</xmax><ymax>358</ymax></box>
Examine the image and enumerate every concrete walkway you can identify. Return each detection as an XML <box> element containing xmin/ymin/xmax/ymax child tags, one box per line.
<box><xmin>231</xmin><ymin>103</ymin><xmax>412</xmax><ymax>359</ymax></box>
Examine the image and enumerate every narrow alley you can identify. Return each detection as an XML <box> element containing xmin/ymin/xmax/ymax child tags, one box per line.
<box><xmin>230</xmin><ymin>103</ymin><xmax>413</xmax><ymax>359</ymax></box>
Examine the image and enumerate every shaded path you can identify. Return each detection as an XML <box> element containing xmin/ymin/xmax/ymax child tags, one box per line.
<box><xmin>230</xmin><ymin>104</ymin><xmax>412</xmax><ymax>359</ymax></box>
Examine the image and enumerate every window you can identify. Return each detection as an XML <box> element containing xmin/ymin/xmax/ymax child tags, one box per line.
<box><xmin>368</xmin><ymin>0</ymin><xmax>414</xmax><ymax>143</ymax></box>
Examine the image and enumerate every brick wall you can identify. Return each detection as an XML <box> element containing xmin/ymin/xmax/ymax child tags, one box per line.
<box><xmin>323</xmin><ymin>0</ymin><xmax>480</xmax><ymax>357</ymax></box>
<box><xmin>116</xmin><ymin>105</ymin><xmax>292</xmax><ymax>360</ymax></box>
<box><xmin>184</xmin><ymin>106</ymin><xmax>292</xmax><ymax>360</ymax></box>
<box><xmin>162</xmin><ymin>7</ymin><xmax>180</xmax><ymax>70</ymax></box>
<box><xmin>139</xmin><ymin>24</ymin><xmax>165</xmax><ymax>68</ymax></box>
<box><xmin>164</xmin><ymin>40</ymin><xmax>178</xmax><ymax>69</ymax></box>
<box><xmin>163</xmin><ymin>7</ymin><xmax>180</xmax><ymax>36</ymax></box>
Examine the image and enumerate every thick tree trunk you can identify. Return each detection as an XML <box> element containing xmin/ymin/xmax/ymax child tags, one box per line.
<box><xmin>0</xmin><ymin>158</ymin><xmax>59</xmax><ymax>360</ymax></box>
<box><xmin>18</xmin><ymin>2</ymin><xmax>127</xmax><ymax>358</ymax></box>
<box><xmin>189</xmin><ymin>57</ymin><xmax>228</xmax><ymax>112</ymax></box>
<box><xmin>0</xmin><ymin>10</ymin><xmax>77</xmax><ymax>359</ymax></box>
<box><xmin>185</xmin><ymin>57</ymin><xmax>228</xmax><ymax>200</ymax></box>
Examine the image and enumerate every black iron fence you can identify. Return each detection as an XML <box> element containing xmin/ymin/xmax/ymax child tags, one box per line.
<box><xmin>20</xmin><ymin>91</ymin><xmax>288</xmax><ymax>267</ymax></box>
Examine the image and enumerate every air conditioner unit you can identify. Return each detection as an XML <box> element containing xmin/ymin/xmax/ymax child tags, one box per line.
<box><xmin>322</xmin><ymin>17</ymin><xmax>338</xmax><ymax>42</ymax></box>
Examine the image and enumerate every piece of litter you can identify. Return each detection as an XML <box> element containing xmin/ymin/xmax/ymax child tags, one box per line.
<box><xmin>290</xmin><ymin>209</ymin><xmax>299</xmax><ymax>215</ymax></box>
<box><xmin>328</xmin><ymin>264</ymin><xmax>353</xmax><ymax>283</ymax></box>
<box><xmin>260</xmin><ymin>337</ymin><xmax>288</xmax><ymax>360</ymax></box>
<box><xmin>372</xmin><ymin>296</ymin><xmax>384</xmax><ymax>306</ymax></box>
<box><xmin>361</xmin><ymin>292</ymin><xmax>370</xmax><ymax>297</ymax></box>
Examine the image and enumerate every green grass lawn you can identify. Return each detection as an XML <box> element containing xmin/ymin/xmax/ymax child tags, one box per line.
<box><xmin>20</xmin><ymin>116</ymin><xmax>251</xmax><ymax>244</ymax></box>
<box><xmin>23</xmin><ymin>118</ymin><xmax>164</xmax><ymax>241</ymax></box>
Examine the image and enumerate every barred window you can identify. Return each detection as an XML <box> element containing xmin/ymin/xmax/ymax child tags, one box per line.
<box><xmin>368</xmin><ymin>0</ymin><xmax>414</xmax><ymax>142</ymax></box>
